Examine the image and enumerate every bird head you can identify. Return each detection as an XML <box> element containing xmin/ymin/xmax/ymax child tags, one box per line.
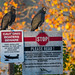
<box><xmin>10</xmin><ymin>6</ymin><xmax>16</xmax><ymax>14</ymax></box>
<box><xmin>42</xmin><ymin>7</ymin><xmax>47</xmax><ymax>12</ymax></box>
<box><xmin>41</xmin><ymin>7</ymin><xmax>47</xmax><ymax>14</ymax></box>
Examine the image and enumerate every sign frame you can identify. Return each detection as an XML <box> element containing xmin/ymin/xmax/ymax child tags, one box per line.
<box><xmin>22</xmin><ymin>31</ymin><xmax>63</xmax><ymax>75</ymax></box>
<box><xmin>1</xmin><ymin>30</ymin><xmax>24</xmax><ymax>63</ymax></box>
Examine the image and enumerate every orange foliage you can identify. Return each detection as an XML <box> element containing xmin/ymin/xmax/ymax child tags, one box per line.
<box><xmin>9</xmin><ymin>0</ymin><xmax>18</xmax><ymax>8</ymax></box>
<box><xmin>48</xmin><ymin>9</ymin><xmax>53</xmax><ymax>13</ymax></box>
<box><xmin>53</xmin><ymin>0</ymin><xmax>58</xmax><ymax>5</ymax></box>
<box><xmin>54</xmin><ymin>24</ymin><xmax>59</xmax><ymax>28</ymax></box>
<box><xmin>35</xmin><ymin>6</ymin><xmax>38</xmax><ymax>9</ymax></box>
<box><xmin>45</xmin><ymin>14</ymin><xmax>50</xmax><ymax>19</ymax></box>
<box><xmin>57</xmin><ymin>4</ymin><xmax>60</xmax><ymax>8</ymax></box>
<box><xmin>53</xmin><ymin>20</ymin><xmax>58</xmax><ymax>25</ymax></box>
<box><xmin>31</xmin><ymin>14</ymin><xmax>35</xmax><ymax>19</ymax></box>
<box><xmin>72</xmin><ymin>25</ymin><xmax>75</xmax><ymax>29</ymax></box>
<box><xmin>22</xmin><ymin>21</ymin><xmax>26</xmax><ymax>25</ymax></box>
<box><xmin>34</xmin><ymin>11</ymin><xmax>37</xmax><ymax>14</ymax></box>
<box><xmin>65</xmin><ymin>23</ymin><xmax>71</xmax><ymax>30</ymax></box>
<box><xmin>65</xmin><ymin>3</ymin><xmax>70</xmax><ymax>6</ymax></box>
<box><xmin>4</xmin><ymin>10</ymin><xmax>8</xmax><ymax>14</ymax></box>
<box><xmin>57</xmin><ymin>26</ymin><xmax>61</xmax><ymax>31</ymax></box>
<box><xmin>4</xmin><ymin>2</ymin><xmax>8</xmax><ymax>6</ymax></box>
<box><xmin>15</xmin><ymin>18</ymin><xmax>20</xmax><ymax>22</ymax></box>
<box><xmin>18</xmin><ymin>12</ymin><xmax>21</xmax><ymax>15</ymax></box>
<box><xmin>49</xmin><ymin>24</ymin><xmax>53</xmax><ymax>28</ymax></box>
<box><xmin>0</xmin><ymin>12</ymin><xmax>3</xmax><ymax>19</ymax></box>
<box><xmin>48</xmin><ymin>19</ymin><xmax>52</xmax><ymax>25</ymax></box>
<box><xmin>19</xmin><ymin>25</ymin><xmax>23</xmax><ymax>29</ymax></box>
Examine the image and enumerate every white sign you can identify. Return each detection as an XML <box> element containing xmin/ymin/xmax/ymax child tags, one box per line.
<box><xmin>22</xmin><ymin>31</ymin><xmax>63</xmax><ymax>75</ymax></box>
<box><xmin>1</xmin><ymin>30</ymin><xmax>24</xmax><ymax>63</ymax></box>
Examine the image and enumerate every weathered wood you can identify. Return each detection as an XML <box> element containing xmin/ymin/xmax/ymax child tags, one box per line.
<box><xmin>9</xmin><ymin>63</ymin><xmax>14</xmax><ymax>75</ymax></box>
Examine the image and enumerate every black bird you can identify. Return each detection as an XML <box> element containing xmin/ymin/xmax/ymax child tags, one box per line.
<box><xmin>1</xmin><ymin>6</ymin><xmax>16</xmax><ymax>30</ymax></box>
<box><xmin>31</xmin><ymin>7</ymin><xmax>47</xmax><ymax>31</ymax></box>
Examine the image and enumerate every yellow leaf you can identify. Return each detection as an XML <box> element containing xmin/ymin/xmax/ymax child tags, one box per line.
<box><xmin>59</xmin><ymin>21</ymin><xmax>62</xmax><ymax>24</ymax></box>
<box><xmin>68</xmin><ymin>0</ymin><xmax>71</xmax><ymax>3</ymax></box>
<box><xmin>22</xmin><ymin>21</ymin><xmax>26</xmax><ymax>25</ymax></box>
<box><xmin>4</xmin><ymin>10</ymin><xmax>8</xmax><ymax>14</ymax></box>
<box><xmin>63</xmin><ymin>8</ymin><xmax>68</xmax><ymax>12</ymax></box>
<box><xmin>57</xmin><ymin>27</ymin><xmax>60</xmax><ymax>31</ymax></box>
<box><xmin>65</xmin><ymin>67</ymin><xmax>68</xmax><ymax>71</ymax></box>
<box><xmin>52</xmin><ymin>3</ymin><xmax>54</xmax><ymax>6</ymax></box>
<box><xmin>5</xmin><ymin>6</ymin><xmax>8</xmax><ymax>10</ymax></box>
<box><xmin>45</xmin><ymin>19</ymin><xmax>49</xmax><ymax>23</ymax></box>
<box><xmin>53</xmin><ymin>0</ymin><xmax>58</xmax><ymax>5</ymax></box>
<box><xmin>62</xmin><ymin>33</ymin><xmax>65</xmax><ymax>38</ymax></box>
<box><xmin>49</xmin><ymin>24</ymin><xmax>53</xmax><ymax>28</ymax></box>
<box><xmin>65</xmin><ymin>23</ymin><xmax>71</xmax><ymax>30</ymax></box>
<box><xmin>10</xmin><ymin>1</ymin><xmax>18</xmax><ymax>8</ymax></box>
<box><xmin>64</xmin><ymin>40</ymin><xmax>67</xmax><ymax>44</ymax></box>
<box><xmin>4</xmin><ymin>2</ymin><xmax>8</xmax><ymax>6</ymax></box>
<box><xmin>60</xmin><ymin>10</ymin><xmax>63</xmax><ymax>14</ymax></box>
<box><xmin>12</xmin><ymin>2</ymin><xmax>18</xmax><ymax>8</ymax></box>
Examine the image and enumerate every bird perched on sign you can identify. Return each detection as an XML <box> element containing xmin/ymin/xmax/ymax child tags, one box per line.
<box><xmin>1</xmin><ymin>6</ymin><xmax>16</xmax><ymax>30</ymax></box>
<box><xmin>31</xmin><ymin>7</ymin><xmax>47</xmax><ymax>31</ymax></box>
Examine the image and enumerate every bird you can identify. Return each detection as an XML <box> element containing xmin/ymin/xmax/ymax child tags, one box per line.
<box><xmin>31</xmin><ymin>7</ymin><xmax>47</xmax><ymax>31</ymax></box>
<box><xmin>1</xmin><ymin>6</ymin><xmax>16</xmax><ymax>30</ymax></box>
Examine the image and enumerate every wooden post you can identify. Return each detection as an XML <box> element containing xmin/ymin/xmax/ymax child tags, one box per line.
<box><xmin>9</xmin><ymin>63</ymin><xmax>14</xmax><ymax>75</ymax></box>
<box><xmin>7</xmin><ymin>27</ymin><xmax>14</xmax><ymax>75</ymax></box>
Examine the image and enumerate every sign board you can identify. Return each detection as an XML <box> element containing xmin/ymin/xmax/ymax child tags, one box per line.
<box><xmin>1</xmin><ymin>30</ymin><xmax>24</xmax><ymax>63</ymax></box>
<box><xmin>22</xmin><ymin>31</ymin><xmax>63</xmax><ymax>75</ymax></box>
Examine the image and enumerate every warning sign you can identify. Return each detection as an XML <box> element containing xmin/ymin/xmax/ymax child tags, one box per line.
<box><xmin>36</xmin><ymin>32</ymin><xmax>49</xmax><ymax>45</ymax></box>
<box><xmin>22</xmin><ymin>31</ymin><xmax>63</xmax><ymax>75</ymax></box>
<box><xmin>1</xmin><ymin>30</ymin><xmax>24</xmax><ymax>63</ymax></box>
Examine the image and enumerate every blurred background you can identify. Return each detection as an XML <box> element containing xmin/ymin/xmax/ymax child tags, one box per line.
<box><xmin>0</xmin><ymin>0</ymin><xmax>75</xmax><ymax>75</ymax></box>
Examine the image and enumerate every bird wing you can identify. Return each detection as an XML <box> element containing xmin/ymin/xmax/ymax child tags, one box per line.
<box><xmin>1</xmin><ymin>13</ymin><xmax>11</xmax><ymax>30</ymax></box>
<box><xmin>38</xmin><ymin>13</ymin><xmax>45</xmax><ymax>27</ymax></box>
<box><xmin>31</xmin><ymin>13</ymin><xmax>42</xmax><ymax>31</ymax></box>
<box><xmin>9</xmin><ymin>14</ymin><xmax>16</xmax><ymax>26</ymax></box>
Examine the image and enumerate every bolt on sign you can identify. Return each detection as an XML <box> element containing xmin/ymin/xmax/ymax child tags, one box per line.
<box><xmin>1</xmin><ymin>30</ymin><xmax>24</xmax><ymax>63</ymax></box>
<box><xmin>22</xmin><ymin>31</ymin><xmax>63</xmax><ymax>75</ymax></box>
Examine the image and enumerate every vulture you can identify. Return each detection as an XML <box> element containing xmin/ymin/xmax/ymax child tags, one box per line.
<box><xmin>31</xmin><ymin>7</ymin><xmax>47</xmax><ymax>31</ymax></box>
<box><xmin>1</xmin><ymin>6</ymin><xmax>16</xmax><ymax>30</ymax></box>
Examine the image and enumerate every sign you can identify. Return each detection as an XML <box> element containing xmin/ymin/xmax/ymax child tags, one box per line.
<box><xmin>36</xmin><ymin>32</ymin><xmax>49</xmax><ymax>45</ymax></box>
<box><xmin>22</xmin><ymin>31</ymin><xmax>63</xmax><ymax>75</ymax></box>
<box><xmin>1</xmin><ymin>30</ymin><xmax>24</xmax><ymax>63</ymax></box>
